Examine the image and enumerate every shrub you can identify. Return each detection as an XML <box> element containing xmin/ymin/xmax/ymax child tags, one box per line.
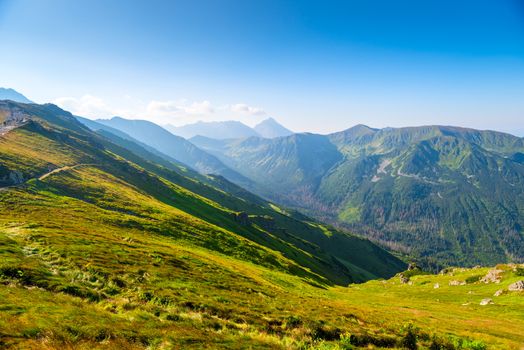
<box><xmin>448</xmin><ymin>336</ymin><xmax>487</xmax><ymax>350</ymax></box>
<box><xmin>111</xmin><ymin>277</ymin><xmax>126</xmax><ymax>288</ymax></box>
<box><xmin>400</xmin><ymin>324</ymin><xmax>418</xmax><ymax>350</ymax></box>
<box><xmin>0</xmin><ymin>266</ymin><xmax>50</xmax><ymax>288</ymax></box>
<box><xmin>263</xmin><ymin>319</ymin><xmax>283</xmax><ymax>335</ymax></box>
<box><xmin>465</xmin><ymin>275</ymin><xmax>482</xmax><ymax>284</ymax></box>
<box><xmin>59</xmin><ymin>284</ymin><xmax>101</xmax><ymax>302</ymax></box>
<box><xmin>461</xmin><ymin>339</ymin><xmax>487</xmax><ymax>350</ymax></box>
<box><xmin>346</xmin><ymin>333</ymin><xmax>397</xmax><ymax>348</ymax></box>
<box><xmin>21</xmin><ymin>327</ymin><xmax>42</xmax><ymax>339</ymax></box>
<box><xmin>285</xmin><ymin>315</ymin><xmax>302</xmax><ymax>329</ymax></box>
<box><xmin>339</xmin><ymin>333</ymin><xmax>355</xmax><ymax>349</ymax></box>
<box><xmin>515</xmin><ymin>267</ymin><xmax>524</xmax><ymax>276</ymax></box>
<box><xmin>309</xmin><ymin>321</ymin><xmax>341</xmax><ymax>341</ymax></box>
<box><xmin>166</xmin><ymin>314</ymin><xmax>181</xmax><ymax>322</ymax></box>
<box><xmin>429</xmin><ymin>335</ymin><xmax>455</xmax><ymax>350</ymax></box>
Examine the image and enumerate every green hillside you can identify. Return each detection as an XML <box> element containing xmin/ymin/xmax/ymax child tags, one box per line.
<box><xmin>0</xmin><ymin>102</ymin><xmax>523</xmax><ymax>349</ymax></box>
<box><xmin>93</xmin><ymin>116</ymin><xmax>256</xmax><ymax>190</ymax></box>
<box><xmin>191</xmin><ymin>126</ymin><xmax>524</xmax><ymax>269</ymax></box>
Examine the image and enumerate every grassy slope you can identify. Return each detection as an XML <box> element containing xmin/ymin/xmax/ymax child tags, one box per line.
<box><xmin>1</xmin><ymin>200</ymin><xmax>523</xmax><ymax>350</ymax></box>
<box><xmin>1</xmin><ymin>101</ymin><xmax>406</xmax><ymax>283</ymax></box>
<box><xmin>1</xmin><ymin>105</ymin><xmax>523</xmax><ymax>349</ymax></box>
<box><xmin>83</xmin><ymin>122</ymin><xmax>406</xmax><ymax>282</ymax></box>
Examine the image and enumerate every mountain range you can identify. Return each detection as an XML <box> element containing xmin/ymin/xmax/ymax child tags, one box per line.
<box><xmin>1</xmin><ymin>92</ymin><xmax>523</xmax><ymax>349</ymax></box>
<box><xmin>79</xmin><ymin>108</ymin><xmax>524</xmax><ymax>270</ymax></box>
<box><xmin>192</xmin><ymin>124</ymin><xmax>524</xmax><ymax>269</ymax></box>
<box><xmin>165</xmin><ymin>117</ymin><xmax>293</xmax><ymax>139</ymax></box>
<box><xmin>0</xmin><ymin>100</ymin><xmax>404</xmax><ymax>283</ymax></box>
<box><xmin>2</xmin><ymin>88</ymin><xmax>523</xmax><ymax>270</ymax></box>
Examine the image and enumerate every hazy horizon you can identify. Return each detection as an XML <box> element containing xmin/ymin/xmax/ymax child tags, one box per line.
<box><xmin>1</xmin><ymin>0</ymin><xmax>524</xmax><ymax>135</ymax></box>
<box><xmin>3</xmin><ymin>86</ymin><xmax>524</xmax><ymax>137</ymax></box>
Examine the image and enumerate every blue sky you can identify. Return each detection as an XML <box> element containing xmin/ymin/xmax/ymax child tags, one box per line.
<box><xmin>1</xmin><ymin>0</ymin><xmax>524</xmax><ymax>135</ymax></box>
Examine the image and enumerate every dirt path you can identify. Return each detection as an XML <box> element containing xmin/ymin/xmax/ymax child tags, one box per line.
<box><xmin>38</xmin><ymin>164</ymin><xmax>96</xmax><ymax>180</ymax></box>
<box><xmin>0</xmin><ymin>164</ymin><xmax>97</xmax><ymax>191</ymax></box>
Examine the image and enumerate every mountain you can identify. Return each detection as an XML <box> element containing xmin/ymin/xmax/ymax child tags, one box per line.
<box><xmin>192</xmin><ymin>124</ymin><xmax>524</xmax><ymax>269</ymax></box>
<box><xmin>0</xmin><ymin>101</ymin><xmax>404</xmax><ymax>283</ymax></box>
<box><xmin>0</xmin><ymin>87</ymin><xmax>33</xmax><ymax>103</ymax></box>
<box><xmin>93</xmin><ymin>116</ymin><xmax>255</xmax><ymax>187</ymax></box>
<box><xmin>165</xmin><ymin>120</ymin><xmax>260</xmax><ymax>139</ymax></box>
<box><xmin>254</xmin><ymin>117</ymin><xmax>293</xmax><ymax>138</ymax></box>
<box><xmin>1</xmin><ymin>101</ymin><xmax>522</xmax><ymax>349</ymax></box>
<box><xmin>76</xmin><ymin>115</ymin><xmax>194</xmax><ymax>170</ymax></box>
<box><xmin>193</xmin><ymin>133</ymin><xmax>343</xmax><ymax>203</ymax></box>
<box><xmin>165</xmin><ymin>118</ymin><xmax>293</xmax><ymax>140</ymax></box>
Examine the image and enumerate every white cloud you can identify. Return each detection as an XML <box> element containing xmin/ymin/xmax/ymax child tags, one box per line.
<box><xmin>53</xmin><ymin>95</ymin><xmax>116</xmax><ymax>119</ymax></box>
<box><xmin>53</xmin><ymin>94</ymin><xmax>267</xmax><ymax>126</ymax></box>
<box><xmin>146</xmin><ymin>99</ymin><xmax>215</xmax><ymax>119</ymax></box>
<box><xmin>230</xmin><ymin>103</ymin><xmax>266</xmax><ymax>116</ymax></box>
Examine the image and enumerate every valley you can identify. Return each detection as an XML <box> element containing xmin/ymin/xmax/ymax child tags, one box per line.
<box><xmin>2</xmin><ymin>2</ymin><xmax>524</xmax><ymax>348</ymax></box>
<box><xmin>190</xmin><ymin>125</ymin><xmax>524</xmax><ymax>270</ymax></box>
<box><xmin>0</xmin><ymin>100</ymin><xmax>522</xmax><ymax>349</ymax></box>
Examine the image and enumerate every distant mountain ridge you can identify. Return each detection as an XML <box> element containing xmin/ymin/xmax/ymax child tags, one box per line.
<box><xmin>92</xmin><ymin>116</ymin><xmax>258</xmax><ymax>189</ymax></box>
<box><xmin>165</xmin><ymin>120</ymin><xmax>259</xmax><ymax>139</ymax></box>
<box><xmin>0</xmin><ymin>87</ymin><xmax>33</xmax><ymax>103</ymax></box>
<box><xmin>254</xmin><ymin>117</ymin><xmax>293</xmax><ymax>138</ymax></box>
<box><xmin>192</xmin><ymin>124</ymin><xmax>524</xmax><ymax>269</ymax></box>
<box><xmin>165</xmin><ymin>118</ymin><xmax>293</xmax><ymax>140</ymax></box>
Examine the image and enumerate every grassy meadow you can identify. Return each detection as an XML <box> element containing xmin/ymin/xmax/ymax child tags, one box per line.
<box><xmin>1</xmin><ymin>165</ymin><xmax>523</xmax><ymax>349</ymax></box>
<box><xmin>0</xmin><ymin>103</ymin><xmax>522</xmax><ymax>349</ymax></box>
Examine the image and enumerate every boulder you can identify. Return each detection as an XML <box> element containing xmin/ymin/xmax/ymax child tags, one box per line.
<box><xmin>434</xmin><ymin>283</ymin><xmax>440</xmax><ymax>289</ymax></box>
<box><xmin>479</xmin><ymin>298</ymin><xmax>493</xmax><ymax>306</ymax></box>
<box><xmin>508</xmin><ymin>280</ymin><xmax>524</xmax><ymax>292</ymax></box>
<box><xmin>449</xmin><ymin>280</ymin><xmax>465</xmax><ymax>286</ymax></box>
<box><xmin>494</xmin><ymin>289</ymin><xmax>504</xmax><ymax>297</ymax></box>
<box><xmin>480</xmin><ymin>269</ymin><xmax>503</xmax><ymax>284</ymax></box>
<box><xmin>407</xmin><ymin>262</ymin><xmax>419</xmax><ymax>271</ymax></box>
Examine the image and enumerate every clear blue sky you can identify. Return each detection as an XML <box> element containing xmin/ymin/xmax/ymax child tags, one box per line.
<box><xmin>1</xmin><ymin>0</ymin><xmax>524</xmax><ymax>135</ymax></box>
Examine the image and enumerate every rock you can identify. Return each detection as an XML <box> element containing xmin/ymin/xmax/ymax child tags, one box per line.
<box><xmin>407</xmin><ymin>262</ymin><xmax>419</xmax><ymax>271</ymax></box>
<box><xmin>480</xmin><ymin>269</ymin><xmax>503</xmax><ymax>284</ymax></box>
<box><xmin>434</xmin><ymin>283</ymin><xmax>440</xmax><ymax>289</ymax></box>
<box><xmin>508</xmin><ymin>280</ymin><xmax>524</xmax><ymax>291</ymax></box>
<box><xmin>449</xmin><ymin>280</ymin><xmax>465</xmax><ymax>286</ymax></box>
<box><xmin>494</xmin><ymin>289</ymin><xmax>504</xmax><ymax>297</ymax></box>
<box><xmin>399</xmin><ymin>275</ymin><xmax>410</xmax><ymax>284</ymax></box>
<box><xmin>479</xmin><ymin>298</ymin><xmax>493</xmax><ymax>306</ymax></box>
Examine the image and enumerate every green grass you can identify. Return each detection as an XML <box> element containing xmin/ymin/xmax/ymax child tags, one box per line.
<box><xmin>0</xmin><ymin>103</ymin><xmax>522</xmax><ymax>349</ymax></box>
<box><xmin>0</xmin><ymin>156</ymin><xmax>521</xmax><ymax>349</ymax></box>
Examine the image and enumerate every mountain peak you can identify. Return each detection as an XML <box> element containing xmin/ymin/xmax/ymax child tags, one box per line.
<box><xmin>165</xmin><ymin>120</ymin><xmax>258</xmax><ymax>140</ymax></box>
<box><xmin>254</xmin><ymin>117</ymin><xmax>293</xmax><ymax>138</ymax></box>
<box><xmin>0</xmin><ymin>88</ymin><xmax>33</xmax><ymax>103</ymax></box>
<box><xmin>348</xmin><ymin>124</ymin><xmax>377</xmax><ymax>134</ymax></box>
